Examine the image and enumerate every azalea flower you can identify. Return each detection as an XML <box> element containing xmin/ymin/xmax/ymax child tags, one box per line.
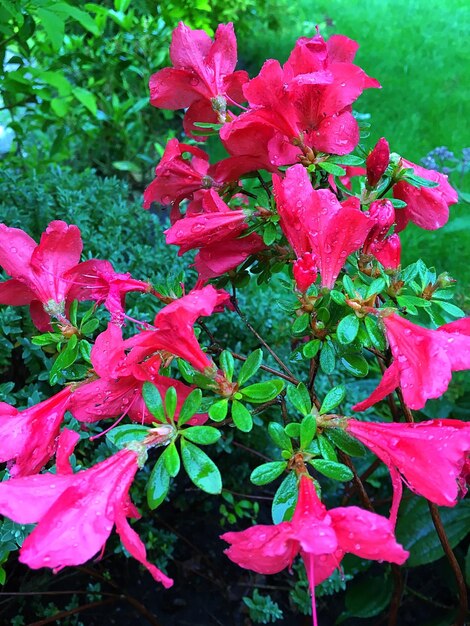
<box><xmin>363</xmin><ymin>200</ymin><xmax>401</xmax><ymax>269</ymax></box>
<box><xmin>149</xmin><ymin>22</ymin><xmax>248</xmax><ymax>137</ymax></box>
<box><xmin>273</xmin><ymin>164</ymin><xmax>373</xmax><ymax>290</ymax></box>
<box><xmin>0</xmin><ymin>441</ymin><xmax>173</xmax><ymax>588</ymax></box>
<box><xmin>222</xmin><ymin>33</ymin><xmax>379</xmax><ymax>166</ymax></box>
<box><xmin>0</xmin><ymin>388</ymin><xmax>71</xmax><ymax>477</ymax></box>
<box><xmin>366</xmin><ymin>137</ymin><xmax>390</xmax><ymax>187</ymax></box>
<box><xmin>393</xmin><ymin>158</ymin><xmax>458</xmax><ymax>231</ymax></box>
<box><xmin>353</xmin><ymin>314</ymin><xmax>470</xmax><ymax>411</ymax></box>
<box><xmin>346</xmin><ymin>419</ymin><xmax>470</xmax><ymax>524</ymax></box>
<box><xmin>0</xmin><ymin>221</ymin><xmax>82</xmax><ymax>330</ymax></box>
<box><xmin>221</xmin><ymin>474</ymin><xmax>408</xmax><ymax>625</ymax></box>
<box><xmin>69</xmin><ymin>323</ymin><xmax>206</xmax><ymax>424</ymax></box>
<box><xmin>194</xmin><ymin>232</ymin><xmax>265</xmax><ymax>281</ymax></box>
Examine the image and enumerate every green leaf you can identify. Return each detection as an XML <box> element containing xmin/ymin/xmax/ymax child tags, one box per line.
<box><xmin>286</xmin><ymin>383</ymin><xmax>312</xmax><ymax>416</ymax></box>
<box><xmin>112</xmin><ymin>160</ymin><xmax>141</xmax><ymax>174</ymax></box>
<box><xmin>36</xmin><ymin>8</ymin><xmax>65</xmax><ymax>50</ymax></box>
<box><xmin>364</xmin><ymin>315</ymin><xmax>386</xmax><ymax>351</ymax></box>
<box><xmin>51</xmin><ymin>97</ymin><xmax>70</xmax><ymax>117</ymax></box>
<box><xmin>142</xmin><ymin>382</ymin><xmax>165</xmax><ymax>422</ymax></box>
<box><xmin>310</xmin><ymin>459</ymin><xmax>353</xmax><ymax>481</ymax></box>
<box><xmin>300</xmin><ymin>414</ymin><xmax>317</xmax><ymax>449</ymax></box>
<box><xmin>389</xmin><ymin>198</ymin><xmax>407</xmax><ymax>208</ymax></box>
<box><xmin>219</xmin><ymin>350</ymin><xmax>235</xmax><ymax>381</ymax></box>
<box><xmin>250</xmin><ymin>461</ymin><xmax>287</xmax><ymax>486</ymax></box>
<box><xmin>80</xmin><ymin>318</ymin><xmax>99</xmax><ymax>335</ymax></box>
<box><xmin>106</xmin><ymin>424</ymin><xmax>149</xmax><ymax>449</ymax></box>
<box><xmin>72</xmin><ymin>87</ymin><xmax>97</xmax><ymax>116</ymax></box>
<box><xmin>177</xmin><ymin>388</ymin><xmax>202</xmax><ymax>426</ymax></box>
<box><xmin>162</xmin><ymin>442</ymin><xmax>180</xmax><ymax>477</ymax></box>
<box><xmin>147</xmin><ymin>455</ymin><xmax>171</xmax><ymax>509</ymax></box>
<box><xmin>318</xmin><ymin>434</ymin><xmax>338</xmax><ymax>462</ymax></box>
<box><xmin>318</xmin><ymin>161</ymin><xmax>347</xmax><ymax>176</ymax></box>
<box><xmin>403</xmin><ymin>173</ymin><xmax>440</xmax><ymax>188</ymax></box>
<box><xmin>268</xmin><ymin>422</ymin><xmax>293</xmax><ymax>452</ymax></box>
<box><xmin>272</xmin><ymin>472</ymin><xmax>298</xmax><ymax>524</ymax></box>
<box><xmin>341</xmin><ymin>354</ymin><xmax>369</xmax><ymax>377</ymax></box>
<box><xmin>79</xmin><ymin>339</ymin><xmax>92</xmax><ymax>363</ymax></box>
<box><xmin>366</xmin><ymin>277</ymin><xmax>386</xmax><ymax>298</ymax></box>
<box><xmin>263</xmin><ymin>222</ymin><xmax>278</xmax><ymax>245</ymax></box>
<box><xmin>208</xmin><ymin>398</ymin><xmax>229</xmax><ymax>422</ymax></box>
<box><xmin>32</xmin><ymin>332</ymin><xmax>62</xmax><ymax>346</ymax></box>
<box><xmin>241</xmin><ymin>379</ymin><xmax>284</xmax><ymax>403</ymax></box>
<box><xmin>433</xmin><ymin>300</ymin><xmax>465</xmax><ymax>318</ymax></box>
<box><xmin>285</xmin><ymin>423</ymin><xmax>301</xmax><ymax>438</ymax></box>
<box><xmin>292</xmin><ymin>313</ymin><xmax>310</xmax><ymax>335</ymax></box>
<box><xmin>64</xmin><ymin>5</ymin><xmax>99</xmax><ymax>34</ymax></box>
<box><xmin>49</xmin><ymin>335</ymin><xmax>79</xmax><ymax>384</ymax></box>
<box><xmin>165</xmin><ymin>386</ymin><xmax>177</xmax><ymax>420</ymax></box>
<box><xmin>303</xmin><ymin>339</ymin><xmax>321</xmax><ymax>359</ymax></box>
<box><xmin>319</xmin><ymin>341</ymin><xmax>336</xmax><ymax>374</ymax></box>
<box><xmin>343</xmin><ymin>275</ymin><xmax>356</xmax><ymax>297</ymax></box>
<box><xmin>329</xmin><ymin>155</ymin><xmax>364</xmax><ymax>166</ymax></box>
<box><xmin>325</xmin><ymin>428</ymin><xmax>366</xmax><ymax>457</ymax></box>
<box><xmin>396</xmin><ymin>498</ymin><xmax>470</xmax><ymax>567</ymax></box>
<box><xmin>336</xmin><ymin>314</ymin><xmax>360</xmax><ymax>344</ymax></box>
<box><xmin>231</xmin><ymin>400</ymin><xmax>253</xmax><ymax>432</ymax></box>
<box><xmin>180</xmin><ymin>439</ymin><xmax>222</xmax><ymax>495</ymax></box>
<box><xmin>330</xmin><ymin>290</ymin><xmax>347</xmax><ymax>305</ymax></box>
<box><xmin>238</xmin><ymin>349</ymin><xmax>263</xmax><ymax>385</ymax></box>
<box><xmin>182</xmin><ymin>425</ymin><xmax>221</xmax><ymax>445</ymax></box>
<box><xmin>343</xmin><ymin>575</ymin><xmax>393</xmax><ymax>619</ymax></box>
<box><xmin>320</xmin><ymin>385</ymin><xmax>346</xmax><ymax>414</ymax></box>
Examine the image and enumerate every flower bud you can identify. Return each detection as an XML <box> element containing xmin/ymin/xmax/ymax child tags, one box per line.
<box><xmin>366</xmin><ymin>137</ymin><xmax>390</xmax><ymax>186</ymax></box>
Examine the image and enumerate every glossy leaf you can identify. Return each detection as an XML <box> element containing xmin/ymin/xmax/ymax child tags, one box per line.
<box><xmin>147</xmin><ymin>455</ymin><xmax>171</xmax><ymax>510</ymax></box>
<box><xmin>182</xmin><ymin>425</ymin><xmax>221</xmax><ymax>445</ymax></box>
<box><xmin>238</xmin><ymin>348</ymin><xmax>263</xmax><ymax>385</ymax></box>
<box><xmin>250</xmin><ymin>461</ymin><xmax>287</xmax><ymax>486</ymax></box>
<box><xmin>272</xmin><ymin>472</ymin><xmax>298</xmax><ymax>524</ymax></box>
<box><xmin>231</xmin><ymin>399</ymin><xmax>253</xmax><ymax>432</ymax></box>
<box><xmin>142</xmin><ymin>382</ymin><xmax>165</xmax><ymax>422</ymax></box>
<box><xmin>181</xmin><ymin>439</ymin><xmax>222</xmax><ymax>495</ymax></box>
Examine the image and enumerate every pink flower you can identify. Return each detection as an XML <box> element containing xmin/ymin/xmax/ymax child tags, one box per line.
<box><xmin>363</xmin><ymin>200</ymin><xmax>401</xmax><ymax>269</ymax></box>
<box><xmin>0</xmin><ymin>388</ymin><xmax>71</xmax><ymax>477</ymax></box>
<box><xmin>353</xmin><ymin>314</ymin><xmax>470</xmax><ymax>411</ymax></box>
<box><xmin>69</xmin><ymin>323</ymin><xmax>205</xmax><ymax>424</ymax></box>
<box><xmin>221</xmin><ymin>475</ymin><xmax>408</xmax><ymax>624</ymax></box>
<box><xmin>194</xmin><ymin>232</ymin><xmax>265</xmax><ymax>281</ymax></box>
<box><xmin>346</xmin><ymin>419</ymin><xmax>470</xmax><ymax>524</ymax></box>
<box><xmin>0</xmin><ymin>443</ymin><xmax>173</xmax><ymax>587</ymax></box>
<box><xmin>273</xmin><ymin>165</ymin><xmax>373</xmax><ymax>289</ymax></box>
<box><xmin>366</xmin><ymin>137</ymin><xmax>390</xmax><ymax>187</ymax></box>
<box><xmin>65</xmin><ymin>259</ymin><xmax>151</xmax><ymax>325</ymax></box>
<box><xmin>293</xmin><ymin>253</ymin><xmax>319</xmax><ymax>293</ymax></box>
<box><xmin>149</xmin><ymin>22</ymin><xmax>248</xmax><ymax>137</ymax></box>
<box><xmin>222</xmin><ymin>33</ymin><xmax>379</xmax><ymax>166</ymax></box>
<box><xmin>393</xmin><ymin>159</ymin><xmax>458</xmax><ymax>231</ymax></box>
<box><xmin>0</xmin><ymin>221</ymin><xmax>82</xmax><ymax>330</ymax></box>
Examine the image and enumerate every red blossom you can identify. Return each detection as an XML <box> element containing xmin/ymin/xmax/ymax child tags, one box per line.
<box><xmin>0</xmin><ymin>446</ymin><xmax>173</xmax><ymax>587</ymax></box>
<box><xmin>366</xmin><ymin>137</ymin><xmax>390</xmax><ymax>187</ymax></box>
<box><xmin>353</xmin><ymin>314</ymin><xmax>470</xmax><ymax>411</ymax></box>
<box><xmin>346</xmin><ymin>419</ymin><xmax>470</xmax><ymax>524</ymax></box>
<box><xmin>363</xmin><ymin>199</ymin><xmax>401</xmax><ymax>269</ymax></box>
<box><xmin>222</xmin><ymin>475</ymin><xmax>408</xmax><ymax>624</ymax></box>
<box><xmin>393</xmin><ymin>159</ymin><xmax>458</xmax><ymax>231</ymax></box>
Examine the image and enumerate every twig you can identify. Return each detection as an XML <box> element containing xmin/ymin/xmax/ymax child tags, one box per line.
<box><xmin>388</xmin><ymin>565</ymin><xmax>405</xmax><ymax>626</ymax></box>
<box><xmin>256</xmin><ymin>171</ymin><xmax>272</xmax><ymax>199</ymax></box>
<box><xmin>232</xmin><ymin>440</ymin><xmax>272</xmax><ymax>462</ymax></box>
<box><xmin>428</xmin><ymin>502</ymin><xmax>468</xmax><ymax>626</ymax></box>
<box><xmin>338</xmin><ymin>452</ymin><xmax>374</xmax><ymax>512</ymax></box>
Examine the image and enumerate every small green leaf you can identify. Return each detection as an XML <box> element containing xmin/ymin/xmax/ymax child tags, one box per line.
<box><xmin>364</xmin><ymin>316</ymin><xmax>386</xmax><ymax>351</ymax></box>
<box><xmin>231</xmin><ymin>400</ymin><xmax>253</xmax><ymax>432</ymax></box>
<box><xmin>330</xmin><ymin>290</ymin><xmax>347</xmax><ymax>305</ymax></box>
<box><xmin>147</xmin><ymin>455</ymin><xmax>171</xmax><ymax>509</ymax></box>
<box><xmin>403</xmin><ymin>173</ymin><xmax>439</xmax><ymax>188</ymax></box>
<box><xmin>303</xmin><ymin>339</ymin><xmax>321</xmax><ymax>358</ymax></box>
<box><xmin>318</xmin><ymin>161</ymin><xmax>347</xmax><ymax>176</ymax></box>
<box><xmin>318</xmin><ymin>434</ymin><xmax>338</xmax><ymax>462</ymax></box>
<box><xmin>341</xmin><ymin>354</ymin><xmax>369</xmax><ymax>377</ymax></box>
<box><xmin>180</xmin><ymin>439</ymin><xmax>222</xmax><ymax>494</ymax></box>
<box><xmin>319</xmin><ymin>341</ymin><xmax>336</xmax><ymax>374</ymax></box>
<box><xmin>343</xmin><ymin>275</ymin><xmax>356</xmax><ymax>297</ymax></box>
<box><xmin>182</xmin><ymin>425</ymin><xmax>221</xmax><ymax>445</ymax></box>
<box><xmin>73</xmin><ymin>86</ymin><xmax>97</xmax><ymax>116</ymax></box>
<box><xmin>337</xmin><ymin>314</ymin><xmax>360</xmax><ymax>344</ymax></box>
<box><xmin>106</xmin><ymin>424</ymin><xmax>149</xmax><ymax>449</ymax></box>
<box><xmin>300</xmin><ymin>414</ymin><xmax>317</xmax><ymax>449</ymax></box>
<box><xmin>250</xmin><ymin>461</ymin><xmax>287</xmax><ymax>486</ymax></box>
<box><xmin>219</xmin><ymin>350</ymin><xmax>235</xmax><ymax>381</ymax></box>
<box><xmin>325</xmin><ymin>428</ymin><xmax>366</xmax><ymax>457</ymax></box>
<box><xmin>320</xmin><ymin>385</ymin><xmax>346</xmax><ymax>414</ymax></box>
<box><xmin>32</xmin><ymin>332</ymin><xmax>62</xmax><ymax>346</ymax></box>
<box><xmin>433</xmin><ymin>300</ymin><xmax>465</xmax><ymax>318</ymax></box>
<box><xmin>310</xmin><ymin>459</ymin><xmax>353</xmax><ymax>481</ymax></box>
<box><xmin>366</xmin><ymin>277</ymin><xmax>386</xmax><ymax>298</ymax></box>
<box><xmin>177</xmin><ymin>388</ymin><xmax>202</xmax><ymax>426</ymax></box>
<box><xmin>80</xmin><ymin>318</ymin><xmax>100</xmax><ymax>335</ymax></box>
<box><xmin>142</xmin><ymin>382</ymin><xmax>165</xmax><ymax>422</ymax></box>
<box><xmin>292</xmin><ymin>313</ymin><xmax>310</xmax><ymax>335</ymax></box>
<box><xmin>208</xmin><ymin>398</ymin><xmax>229</xmax><ymax>422</ymax></box>
<box><xmin>263</xmin><ymin>222</ymin><xmax>278</xmax><ymax>245</ymax></box>
<box><xmin>389</xmin><ymin>198</ymin><xmax>407</xmax><ymax>208</ymax></box>
<box><xmin>285</xmin><ymin>423</ymin><xmax>301</xmax><ymax>438</ymax></box>
<box><xmin>49</xmin><ymin>335</ymin><xmax>79</xmax><ymax>384</ymax></box>
<box><xmin>272</xmin><ymin>472</ymin><xmax>298</xmax><ymax>523</ymax></box>
<box><xmin>268</xmin><ymin>422</ymin><xmax>293</xmax><ymax>452</ymax></box>
<box><xmin>162</xmin><ymin>442</ymin><xmax>180</xmax><ymax>477</ymax></box>
<box><xmin>241</xmin><ymin>379</ymin><xmax>284</xmax><ymax>403</ymax></box>
<box><xmin>286</xmin><ymin>383</ymin><xmax>312</xmax><ymax>416</ymax></box>
<box><xmin>165</xmin><ymin>386</ymin><xmax>177</xmax><ymax>420</ymax></box>
<box><xmin>79</xmin><ymin>339</ymin><xmax>92</xmax><ymax>363</ymax></box>
<box><xmin>238</xmin><ymin>349</ymin><xmax>263</xmax><ymax>386</ymax></box>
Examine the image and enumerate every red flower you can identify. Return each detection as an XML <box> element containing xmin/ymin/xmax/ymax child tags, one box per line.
<box><xmin>221</xmin><ymin>475</ymin><xmax>408</xmax><ymax>624</ymax></box>
<box><xmin>69</xmin><ymin>323</ymin><xmax>205</xmax><ymax>424</ymax></box>
<box><xmin>149</xmin><ymin>22</ymin><xmax>248</xmax><ymax>137</ymax></box>
<box><xmin>393</xmin><ymin>159</ymin><xmax>458</xmax><ymax>231</ymax></box>
<box><xmin>0</xmin><ymin>388</ymin><xmax>71</xmax><ymax>477</ymax></box>
<box><xmin>273</xmin><ymin>165</ymin><xmax>373</xmax><ymax>289</ymax></box>
<box><xmin>194</xmin><ymin>233</ymin><xmax>265</xmax><ymax>281</ymax></box>
<box><xmin>346</xmin><ymin>419</ymin><xmax>470</xmax><ymax>524</ymax></box>
<box><xmin>0</xmin><ymin>444</ymin><xmax>173</xmax><ymax>587</ymax></box>
<box><xmin>353</xmin><ymin>314</ymin><xmax>470</xmax><ymax>411</ymax></box>
<box><xmin>363</xmin><ymin>200</ymin><xmax>401</xmax><ymax>269</ymax></box>
<box><xmin>366</xmin><ymin>137</ymin><xmax>390</xmax><ymax>187</ymax></box>
<box><xmin>65</xmin><ymin>259</ymin><xmax>150</xmax><ymax>325</ymax></box>
<box><xmin>0</xmin><ymin>221</ymin><xmax>82</xmax><ymax>330</ymax></box>
<box><xmin>222</xmin><ymin>33</ymin><xmax>379</xmax><ymax>166</ymax></box>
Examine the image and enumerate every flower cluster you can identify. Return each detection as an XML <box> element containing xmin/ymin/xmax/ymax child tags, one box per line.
<box><xmin>0</xmin><ymin>20</ymin><xmax>466</xmax><ymax>624</ymax></box>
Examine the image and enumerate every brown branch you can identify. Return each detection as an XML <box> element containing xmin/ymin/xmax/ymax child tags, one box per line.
<box><xmin>388</xmin><ymin>564</ymin><xmax>405</xmax><ymax>626</ymax></box>
<box><xmin>338</xmin><ymin>452</ymin><xmax>374</xmax><ymax>512</ymax></box>
<box><xmin>428</xmin><ymin>502</ymin><xmax>468</xmax><ymax>626</ymax></box>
